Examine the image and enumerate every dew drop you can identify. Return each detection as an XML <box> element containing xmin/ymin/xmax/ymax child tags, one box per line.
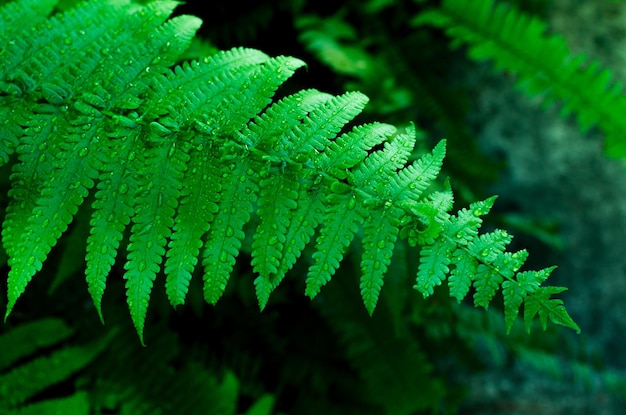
<box><xmin>119</xmin><ymin>183</ymin><xmax>129</xmax><ymax>194</ymax></box>
<box><xmin>78</xmin><ymin>147</ymin><xmax>89</xmax><ymax>157</ymax></box>
<box><xmin>348</xmin><ymin>197</ymin><xmax>357</xmax><ymax>209</ymax></box>
<box><xmin>219</xmin><ymin>251</ymin><xmax>228</xmax><ymax>262</ymax></box>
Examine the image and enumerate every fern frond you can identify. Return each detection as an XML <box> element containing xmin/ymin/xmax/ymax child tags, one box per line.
<box><xmin>413</xmin><ymin>0</ymin><xmax>626</xmax><ymax>157</ymax></box>
<box><xmin>0</xmin><ymin>330</ymin><xmax>112</xmax><ymax>409</ymax></box>
<box><xmin>164</xmin><ymin>144</ymin><xmax>221</xmax><ymax>307</ymax></box>
<box><xmin>524</xmin><ymin>286</ymin><xmax>579</xmax><ymax>333</ymax></box>
<box><xmin>359</xmin><ymin>208</ymin><xmax>402</xmax><ymax>315</ymax></box>
<box><xmin>502</xmin><ymin>266</ymin><xmax>552</xmax><ymax>332</ymax></box>
<box><xmin>0</xmin><ymin>318</ymin><xmax>74</xmax><ymax>371</ymax></box>
<box><xmin>0</xmin><ymin>0</ymin><xmax>579</xmax><ymax>339</ymax></box>
<box><xmin>5</xmin><ymin>392</ymin><xmax>90</xmax><ymax>415</ymax></box>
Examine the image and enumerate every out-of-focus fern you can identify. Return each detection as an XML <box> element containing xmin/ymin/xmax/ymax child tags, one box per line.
<box><xmin>414</xmin><ymin>0</ymin><xmax>626</xmax><ymax>158</ymax></box>
<box><xmin>0</xmin><ymin>318</ymin><xmax>111</xmax><ymax>413</ymax></box>
<box><xmin>0</xmin><ymin>315</ymin><xmax>277</xmax><ymax>415</ymax></box>
<box><xmin>0</xmin><ymin>0</ymin><xmax>578</xmax><ymax>344</ymax></box>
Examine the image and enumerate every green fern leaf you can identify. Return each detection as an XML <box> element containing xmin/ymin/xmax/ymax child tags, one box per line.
<box><xmin>317</xmin><ymin>122</ymin><xmax>393</xmax><ymax>177</ymax></box>
<box><xmin>252</xmin><ymin>166</ymin><xmax>300</xmax><ymax>308</ymax></box>
<box><xmin>415</xmin><ymin>238</ymin><xmax>454</xmax><ymax>297</ymax></box>
<box><xmin>503</xmin><ymin>266</ymin><xmax>553</xmax><ymax>333</ymax></box>
<box><xmin>306</xmin><ymin>192</ymin><xmax>362</xmax><ymax>298</ymax></box>
<box><xmin>0</xmin><ymin>0</ymin><xmax>580</xmax><ymax>338</ymax></box>
<box><xmin>252</xmin><ymin>91</ymin><xmax>368</xmax><ymax>309</ymax></box>
<box><xmin>164</xmin><ymin>144</ymin><xmax>221</xmax><ymax>307</ymax></box>
<box><xmin>524</xmin><ymin>286</ymin><xmax>581</xmax><ymax>333</ymax></box>
<box><xmin>124</xmin><ymin>134</ymin><xmax>189</xmax><ymax>343</ymax></box>
<box><xmin>472</xmin><ymin>264</ymin><xmax>504</xmax><ymax>309</ymax></box>
<box><xmin>85</xmin><ymin>137</ymin><xmax>138</xmax><ymax>322</ymax></box>
<box><xmin>390</xmin><ymin>138</ymin><xmax>446</xmax><ymax>205</ymax></box>
<box><xmin>402</xmin><ymin>184</ymin><xmax>454</xmax><ymax>247</ymax></box>
<box><xmin>360</xmin><ymin>208</ymin><xmax>402</xmax><ymax>315</ymax></box>
<box><xmin>448</xmin><ymin>249</ymin><xmax>476</xmax><ymax>302</ymax></box>
<box><xmin>273</xmin><ymin>185</ymin><xmax>325</xmax><ymax>282</ymax></box>
<box><xmin>5</xmin><ymin>130</ymin><xmax>100</xmax><ymax>320</ymax></box>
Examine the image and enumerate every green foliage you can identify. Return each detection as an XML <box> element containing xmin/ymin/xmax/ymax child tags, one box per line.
<box><xmin>0</xmin><ymin>318</ymin><xmax>109</xmax><ymax>413</ymax></box>
<box><xmin>0</xmin><ymin>0</ymin><xmax>578</xmax><ymax>345</ymax></box>
<box><xmin>414</xmin><ymin>0</ymin><xmax>626</xmax><ymax>157</ymax></box>
<box><xmin>0</xmin><ymin>316</ymin><xmax>277</xmax><ymax>415</ymax></box>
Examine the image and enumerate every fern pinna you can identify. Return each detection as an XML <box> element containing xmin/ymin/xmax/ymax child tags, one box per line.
<box><xmin>0</xmin><ymin>0</ymin><xmax>579</xmax><ymax>342</ymax></box>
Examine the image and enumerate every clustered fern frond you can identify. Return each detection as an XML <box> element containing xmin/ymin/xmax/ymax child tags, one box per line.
<box><xmin>414</xmin><ymin>0</ymin><xmax>626</xmax><ymax>157</ymax></box>
<box><xmin>0</xmin><ymin>0</ymin><xmax>578</xmax><ymax>343</ymax></box>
